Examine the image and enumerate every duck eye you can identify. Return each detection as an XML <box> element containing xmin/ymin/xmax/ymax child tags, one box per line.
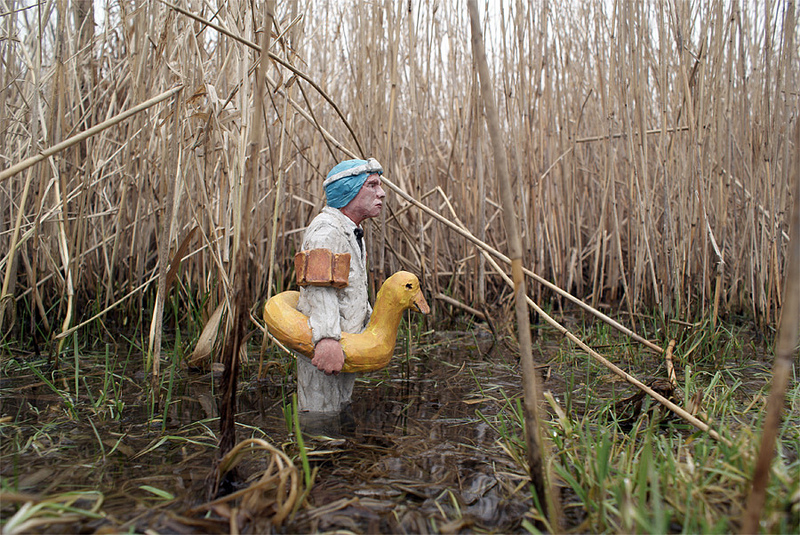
<box><xmin>405</xmin><ymin>283</ymin><xmax>413</xmax><ymax>289</ymax></box>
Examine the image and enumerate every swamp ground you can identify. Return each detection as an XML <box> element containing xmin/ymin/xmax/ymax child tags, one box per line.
<box><xmin>1</xmin><ymin>312</ymin><xmax>798</xmax><ymax>533</ymax></box>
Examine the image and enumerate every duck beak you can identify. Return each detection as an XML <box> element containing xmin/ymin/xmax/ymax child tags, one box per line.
<box><xmin>414</xmin><ymin>291</ymin><xmax>430</xmax><ymax>314</ymax></box>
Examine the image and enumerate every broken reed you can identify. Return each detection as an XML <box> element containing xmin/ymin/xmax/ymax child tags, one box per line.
<box><xmin>0</xmin><ymin>1</ymin><xmax>797</xmax><ymax>350</ymax></box>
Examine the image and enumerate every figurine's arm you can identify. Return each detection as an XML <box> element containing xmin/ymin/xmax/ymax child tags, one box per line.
<box><xmin>302</xmin><ymin>285</ymin><xmax>345</xmax><ymax>375</ymax></box>
<box><xmin>300</xmin><ymin>225</ymin><xmax>347</xmax><ymax>374</ymax></box>
<box><xmin>302</xmin><ymin>285</ymin><xmax>341</xmax><ymax>344</ymax></box>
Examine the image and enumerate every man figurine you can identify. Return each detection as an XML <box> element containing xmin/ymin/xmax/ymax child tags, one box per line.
<box><xmin>295</xmin><ymin>158</ymin><xmax>386</xmax><ymax>413</ymax></box>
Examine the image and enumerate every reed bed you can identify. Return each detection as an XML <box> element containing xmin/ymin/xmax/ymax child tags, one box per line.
<box><xmin>0</xmin><ymin>2</ymin><xmax>798</xmax><ymax>529</ymax></box>
<box><xmin>0</xmin><ymin>0</ymin><xmax>796</xmax><ymax>350</ymax></box>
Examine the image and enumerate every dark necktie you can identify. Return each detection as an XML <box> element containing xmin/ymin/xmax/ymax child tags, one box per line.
<box><xmin>353</xmin><ymin>227</ymin><xmax>364</xmax><ymax>255</ymax></box>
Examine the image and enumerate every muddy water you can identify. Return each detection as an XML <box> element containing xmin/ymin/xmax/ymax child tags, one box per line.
<box><xmin>286</xmin><ymin>334</ymin><xmax>534</xmax><ymax>533</ymax></box>
<box><xmin>1</xmin><ymin>328</ymin><xmax>542</xmax><ymax>533</ymax></box>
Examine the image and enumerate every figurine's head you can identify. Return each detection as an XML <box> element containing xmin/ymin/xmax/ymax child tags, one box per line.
<box><xmin>324</xmin><ymin>158</ymin><xmax>383</xmax><ymax>208</ymax></box>
<box><xmin>325</xmin><ymin>158</ymin><xmax>386</xmax><ymax>225</ymax></box>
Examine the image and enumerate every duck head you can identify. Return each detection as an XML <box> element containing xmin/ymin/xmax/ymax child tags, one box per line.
<box><xmin>380</xmin><ymin>271</ymin><xmax>430</xmax><ymax>314</ymax></box>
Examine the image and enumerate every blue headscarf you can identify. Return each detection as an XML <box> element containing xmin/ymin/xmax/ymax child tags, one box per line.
<box><xmin>323</xmin><ymin>158</ymin><xmax>383</xmax><ymax>208</ymax></box>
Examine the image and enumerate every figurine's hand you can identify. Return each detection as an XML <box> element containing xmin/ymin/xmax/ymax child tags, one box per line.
<box><xmin>311</xmin><ymin>338</ymin><xmax>345</xmax><ymax>375</ymax></box>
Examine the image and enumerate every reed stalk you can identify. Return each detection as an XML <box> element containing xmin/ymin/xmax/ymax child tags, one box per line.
<box><xmin>218</xmin><ymin>0</ymin><xmax>274</xmax><ymax>461</ymax></box>
<box><xmin>0</xmin><ymin>167</ymin><xmax>34</xmax><ymax>334</ymax></box>
<box><xmin>148</xmin><ymin>90</ymin><xmax>183</xmax><ymax>393</ymax></box>
<box><xmin>0</xmin><ymin>87</ymin><xmax>184</xmax><ymax>184</ymax></box>
<box><xmin>741</xmin><ymin>104</ymin><xmax>800</xmax><ymax>534</ymax></box>
<box><xmin>467</xmin><ymin>0</ymin><xmax>551</xmax><ymax>521</ymax></box>
<box><xmin>265</xmin><ymin>14</ymin><xmax>298</xmax><ymax>301</ymax></box>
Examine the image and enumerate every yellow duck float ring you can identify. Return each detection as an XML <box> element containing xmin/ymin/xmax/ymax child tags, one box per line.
<box><xmin>263</xmin><ymin>271</ymin><xmax>430</xmax><ymax>373</ymax></box>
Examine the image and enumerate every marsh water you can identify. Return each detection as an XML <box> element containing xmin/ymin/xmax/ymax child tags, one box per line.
<box><xmin>1</xmin><ymin>318</ymin><xmax>781</xmax><ymax>533</ymax></box>
<box><xmin>1</xmin><ymin>327</ymin><xmax>551</xmax><ymax>533</ymax></box>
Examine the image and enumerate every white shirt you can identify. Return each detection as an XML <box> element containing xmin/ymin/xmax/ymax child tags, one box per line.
<box><xmin>296</xmin><ymin>206</ymin><xmax>372</xmax><ymax>344</ymax></box>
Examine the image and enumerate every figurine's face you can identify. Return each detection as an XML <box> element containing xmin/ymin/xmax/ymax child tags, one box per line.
<box><xmin>341</xmin><ymin>174</ymin><xmax>386</xmax><ymax>225</ymax></box>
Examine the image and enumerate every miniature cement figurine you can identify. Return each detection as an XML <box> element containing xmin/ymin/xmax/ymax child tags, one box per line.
<box><xmin>295</xmin><ymin>158</ymin><xmax>386</xmax><ymax>412</ymax></box>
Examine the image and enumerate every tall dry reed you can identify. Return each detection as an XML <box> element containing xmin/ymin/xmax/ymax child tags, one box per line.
<box><xmin>0</xmin><ymin>0</ymin><xmax>797</xmax><ymax>354</ymax></box>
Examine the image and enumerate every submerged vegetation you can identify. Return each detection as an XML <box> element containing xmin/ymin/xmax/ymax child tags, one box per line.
<box><xmin>1</xmin><ymin>0</ymin><xmax>799</xmax><ymax>532</ymax></box>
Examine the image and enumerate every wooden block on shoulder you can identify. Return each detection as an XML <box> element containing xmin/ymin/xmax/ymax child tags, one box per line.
<box><xmin>295</xmin><ymin>249</ymin><xmax>350</xmax><ymax>288</ymax></box>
